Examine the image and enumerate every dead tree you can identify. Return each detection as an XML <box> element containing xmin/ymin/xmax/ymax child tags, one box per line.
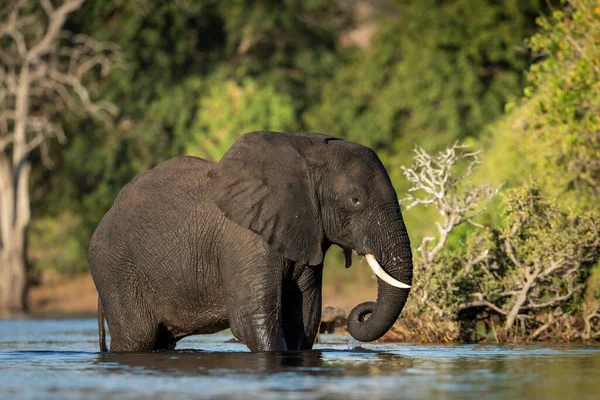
<box><xmin>401</xmin><ymin>143</ymin><xmax>497</xmax><ymax>315</ymax></box>
<box><xmin>0</xmin><ymin>0</ymin><xmax>120</xmax><ymax>312</ymax></box>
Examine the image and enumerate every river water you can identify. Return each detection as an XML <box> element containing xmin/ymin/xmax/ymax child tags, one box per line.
<box><xmin>1</xmin><ymin>318</ymin><xmax>599</xmax><ymax>399</ymax></box>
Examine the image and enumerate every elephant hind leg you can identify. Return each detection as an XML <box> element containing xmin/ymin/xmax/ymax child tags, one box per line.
<box><xmin>109</xmin><ymin>320</ymin><xmax>176</xmax><ymax>352</ymax></box>
<box><xmin>107</xmin><ymin>316</ymin><xmax>156</xmax><ymax>352</ymax></box>
<box><xmin>105</xmin><ymin>298</ymin><xmax>175</xmax><ymax>352</ymax></box>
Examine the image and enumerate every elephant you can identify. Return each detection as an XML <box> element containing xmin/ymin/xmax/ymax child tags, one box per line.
<box><xmin>89</xmin><ymin>131</ymin><xmax>413</xmax><ymax>352</ymax></box>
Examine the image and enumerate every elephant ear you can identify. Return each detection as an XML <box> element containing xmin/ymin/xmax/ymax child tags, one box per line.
<box><xmin>208</xmin><ymin>131</ymin><xmax>327</xmax><ymax>265</ymax></box>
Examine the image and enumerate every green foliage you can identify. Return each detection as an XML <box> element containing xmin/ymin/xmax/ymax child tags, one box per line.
<box><xmin>473</xmin><ymin>104</ymin><xmax>540</xmax><ymax>192</ymax></box>
<box><xmin>469</xmin><ymin>0</ymin><xmax>600</xmax><ymax>240</ymax></box>
<box><xmin>500</xmin><ymin>185</ymin><xmax>599</xmax><ymax>272</ymax></box>
<box><xmin>407</xmin><ymin>180</ymin><xmax>600</xmax><ymax>341</ymax></box>
<box><xmin>186</xmin><ymin>79</ymin><xmax>297</xmax><ymax>160</ymax></box>
<box><xmin>523</xmin><ymin>0</ymin><xmax>600</xmax><ymax>199</ymax></box>
<box><xmin>28</xmin><ymin>212</ymin><xmax>89</xmax><ymax>275</ymax></box>
<box><xmin>495</xmin><ymin>185</ymin><xmax>600</xmax><ymax>333</ymax></box>
<box><xmin>410</xmin><ymin>228</ymin><xmax>499</xmax><ymax>319</ymax></box>
<box><xmin>304</xmin><ymin>0</ymin><xmax>543</xmax><ymax>150</ymax></box>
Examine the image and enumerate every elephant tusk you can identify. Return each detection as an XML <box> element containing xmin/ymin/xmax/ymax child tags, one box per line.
<box><xmin>365</xmin><ymin>254</ymin><xmax>411</xmax><ymax>289</ymax></box>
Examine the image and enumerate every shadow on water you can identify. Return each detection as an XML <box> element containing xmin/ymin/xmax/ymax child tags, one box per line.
<box><xmin>94</xmin><ymin>348</ymin><xmax>413</xmax><ymax>378</ymax></box>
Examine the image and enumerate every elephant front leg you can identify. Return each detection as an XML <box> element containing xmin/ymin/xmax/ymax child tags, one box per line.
<box><xmin>223</xmin><ymin>258</ymin><xmax>287</xmax><ymax>352</ymax></box>
<box><xmin>282</xmin><ymin>265</ymin><xmax>323</xmax><ymax>350</ymax></box>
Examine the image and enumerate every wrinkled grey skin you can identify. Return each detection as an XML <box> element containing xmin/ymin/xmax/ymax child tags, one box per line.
<box><xmin>89</xmin><ymin>131</ymin><xmax>413</xmax><ymax>352</ymax></box>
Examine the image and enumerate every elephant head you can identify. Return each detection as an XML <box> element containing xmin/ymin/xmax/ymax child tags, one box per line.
<box><xmin>209</xmin><ymin>131</ymin><xmax>412</xmax><ymax>342</ymax></box>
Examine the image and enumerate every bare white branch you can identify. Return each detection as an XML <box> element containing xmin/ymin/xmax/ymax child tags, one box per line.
<box><xmin>0</xmin><ymin>0</ymin><xmax>122</xmax><ymax>164</ymax></box>
<box><xmin>401</xmin><ymin>143</ymin><xmax>499</xmax><ymax>264</ymax></box>
<box><xmin>25</xmin><ymin>0</ymin><xmax>85</xmax><ymax>63</ymax></box>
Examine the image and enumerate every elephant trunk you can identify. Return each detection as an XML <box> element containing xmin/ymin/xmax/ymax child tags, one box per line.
<box><xmin>347</xmin><ymin>217</ymin><xmax>413</xmax><ymax>342</ymax></box>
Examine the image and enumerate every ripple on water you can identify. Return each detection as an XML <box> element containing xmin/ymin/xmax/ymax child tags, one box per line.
<box><xmin>1</xmin><ymin>318</ymin><xmax>599</xmax><ymax>400</ymax></box>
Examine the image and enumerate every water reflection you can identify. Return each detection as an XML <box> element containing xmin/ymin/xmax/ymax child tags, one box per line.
<box><xmin>95</xmin><ymin>348</ymin><xmax>413</xmax><ymax>378</ymax></box>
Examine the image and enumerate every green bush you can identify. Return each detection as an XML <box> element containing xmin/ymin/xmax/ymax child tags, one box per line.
<box><xmin>29</xmin><ymin>212</ymin><xmax>89</xmax><ymax>276</ymax></box>
<box><xmin>523</xmin><ymin>0</ymin><xmax>600</xmax><ymax>200</ymax></box>
<box><xmin>401</xmin><ymin>142</ymin><xmax>600</xmax><ymax>341</ymax></box>
<box><xmin>186</xmin><ymin>79</ymin><xmax>297</xmax><ymax>161</ymax></box>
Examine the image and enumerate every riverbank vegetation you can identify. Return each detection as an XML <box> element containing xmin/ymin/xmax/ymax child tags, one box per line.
<box><xmin>396</xmin><ymin>145</ymin><xmax>600</xmax><ymax>342</ymax></box>
<box><xmin>395</xmin><ymin>0</ymin><xmax>600</xmax><ymax>342</ymax></box>
<box><xmin>1</xmin><ymin>0</ymin><xmax>598</xmax><ymax>341</ymax></box>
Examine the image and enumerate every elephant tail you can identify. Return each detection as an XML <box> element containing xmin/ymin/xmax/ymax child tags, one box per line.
<box><xmin>98</xmin><ymin>297</ymin><xmax>107</xmax><ymax>352</ymax></box>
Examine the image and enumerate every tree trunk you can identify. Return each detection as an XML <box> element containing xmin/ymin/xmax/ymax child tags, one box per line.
<box><xmin>0</xmin><ymin>156</ymin><xmax>31</xmax><ymax>313</ymax></box>
<box><xmin>0</xmin><ymin>233</ymin><xmax>28</xmax><ymax>312</ymax></box>
<box><xmin>0</xmin><ymin>54</ymin><xmax>32</xmax><ymax>314</ymax></box>
<box><xmin>0</xmin><ymin>0</ymin><xmax>110</xmax><ymax>313</ymax></box>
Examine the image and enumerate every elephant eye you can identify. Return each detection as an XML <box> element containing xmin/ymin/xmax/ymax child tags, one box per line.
<box><xmin>349</xmin><ymin>197</ymin><xmax>361</xmax><ymax>207</ymax></box>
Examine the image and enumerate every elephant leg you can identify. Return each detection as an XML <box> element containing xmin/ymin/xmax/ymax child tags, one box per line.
<box><xmin>100</xmin><ymin>274</ymin><xmax>171</xmax><ymax>352</ymax></box>
<box><xmin>282</xmin><ymin>265</ymin><xmax>323</xmax><ymax>350</ymax></box>
<box><xmin>109</xmin><ymin>321</ymin><xmax>167</xmax><ymax>352</ymax></box>
<box><xmin>223</xmin><ymin>257</ymin><xmax>287</xmax><ymax>352</ymax></box>
<box><xmin>105</xmin><ymin>302</ymin><xmax>164</xmax><ymax>352</ymax></box>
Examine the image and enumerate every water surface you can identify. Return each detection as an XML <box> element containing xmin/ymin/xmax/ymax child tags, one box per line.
<box><xmin>1</xmin><ymin>318</ymin><xmax>599</xmax><ymax>399</ymax></box>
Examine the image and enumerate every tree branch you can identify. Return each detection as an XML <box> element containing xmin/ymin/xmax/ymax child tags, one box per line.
<box><xmin>402</xmin><ymin>143</ymin><xmax>498</xmax><ymax>268</ymax></box>
<box><xmin>0</xmin><ymin>0</ymin><xmax>121</xmax><ymax>163</ymax></box>
<box><xmin>460</xmin><ymin>297</ymin><xmax>507</xmax><ymax>316</ymax></box>
<box><xmin>521</xmin><ymin>283</ymin><xmax>582</xmax><ymax>310</ymax></box>
<box><xmin>26</xmin><ymin>0</ymin><xmax>85</xmax><ymax>63</ymax></box>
